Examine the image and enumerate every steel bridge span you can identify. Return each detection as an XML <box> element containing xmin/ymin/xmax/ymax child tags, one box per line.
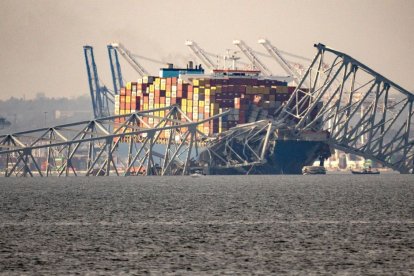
<box><xmin>0</xmin><ymin>106</ymin><xmax>227</xmax><ymax>177</ymax></box>
<box><xmin>278</xmin><ymin>44</ymin><xmax>414</xmax><ymax>173</ymax></box>
<box><xmin>1</xmin><ymin>43</ymin><xmax>413</xmax><ymax>176</ymax></box>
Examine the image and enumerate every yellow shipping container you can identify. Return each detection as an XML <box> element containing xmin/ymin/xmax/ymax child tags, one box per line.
<box><xmin>120</xmin><ymin>110</ymin><xmax>125</xmax><ymax>115</ymax></box>
<box><xmin>194</xmin><ymin>87</ymin><xmax>199</xmax><ymax>94</ymax></box>
<box><xmin>166</xmin><ymin>91</ymin><xmax>171</xmax><ymax>97</ymax></box>
<box><xmin>188</xmin><ymin>101</ymin><xmax>193</xmax><ymax>108</ymax></box>
<box><xmin>182</xmin><ymin>105</ymin><xmax>187</xmax><ymax>112</ymax></box>
<box><xmin>154</xmin><ymin>78</ymin><xmax>160</xmax><ymax>85</ymax></box>
<box><xmin>114</xmin><ymin>109</ymin><xmax>119</xmax><ymax>115</ymax></box>
<box><xmin>277</xmin><ymin>86</ymin><xmax>288</xmax><ymax>93</ymax></box>
<box><xmin>126</xmin><ymin>96</ymin><xmax>131</xmax><ymax>103</ymax></box>
<box><xmin>150</xmin><ymin>85</ymin><xmax>154</xmax><ymax>92</ymax></box>
<box><xmin>161</xmin><ymin>83</ymin><xmax>166</xmax><ymax>90</ymax></box>
<box><xmin>160</xmin><ymin>111</ymin><xmax>165</xmax><ymax>117</ymax></box>
<box><xmin>155</xmin><ymin>104</ymin><xmax>160</xmax><ymax>109</ymax></box>
<box><xmin>205</xmin><ymin>88</ymin><xmax>210</xmax><ymax>96</ymax></box>
<box><xmin>193</xmin><ymin>79</ymin><xmax>199</xmax><ymax>86</ymax></box>
<box><xmin>182</xmin><ymin>99</ymin><xmax>187</xmax><ymax>106</ymax></box>
<box><xmin>126</xmin><ymin>82</ymin><xmax>132</xmax><ymax>90</ymax></box>
<box><xmin>144</xmin><ymin>103</ymin><xmax>148</xmax><ymax>110</ymax></box>
<box><xmin>199</xmin><ymin>101</ymin><xmax>205</xmax><ymax>107</ymax></box>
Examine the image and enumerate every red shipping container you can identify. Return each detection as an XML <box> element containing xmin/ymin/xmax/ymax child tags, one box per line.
<box><xmin>120</xmin><ymin>87</ymin><xmax>126</xmax><ymax>96</ymax></box>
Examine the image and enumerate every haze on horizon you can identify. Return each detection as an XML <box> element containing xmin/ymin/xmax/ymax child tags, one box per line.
<box><xmin>0</xmin><ymin>0</ymin><xmax>413</xmax><ymax>100</ymax></box>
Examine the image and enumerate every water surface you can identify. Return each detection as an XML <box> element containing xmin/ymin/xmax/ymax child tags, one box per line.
<box><xmin>1</xmin><ymin>175</ymin><xmax>413</xmax><ymax>274</ymax></box>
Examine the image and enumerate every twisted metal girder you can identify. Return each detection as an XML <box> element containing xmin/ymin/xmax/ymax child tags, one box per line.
<box><xmin>0</xmin><ymin>105</ymin><xmax>227</xmax><ymax>177</ymax></box>
<box><xmin>199</xmin><ymin>120</ymin><xmax>276</xmax><ymax>173</ymax></box>
<box><xmin>277</xmin><ymin>43</ymin><xmax>414</xmax><ymax>173</ymax></box>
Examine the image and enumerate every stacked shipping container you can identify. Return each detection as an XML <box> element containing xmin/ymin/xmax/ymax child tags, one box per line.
<box><xmin>114</xmin><ymin>75</ymin><xmax>298</xmax><ymax>137</ymax></box>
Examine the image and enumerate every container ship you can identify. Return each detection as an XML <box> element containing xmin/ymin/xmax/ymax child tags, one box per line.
<box><xmin>114</xmin><ymin>63</ymin><xmax>331</xmax><ymax>174</ymax></box>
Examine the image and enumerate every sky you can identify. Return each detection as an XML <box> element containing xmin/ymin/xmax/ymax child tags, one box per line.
<box><xmin>0</xmin><ymin>0</ymin><xmax>413</xmax><ymax>100</ymax></box>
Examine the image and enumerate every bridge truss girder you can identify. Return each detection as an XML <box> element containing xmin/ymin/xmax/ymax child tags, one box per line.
<box><xmin>278</xmin><ymin>43</ymin><xmax>414</xmax><ymax>173</ymax></box>
<box><xmin>0</xmin><ymin>106</ymin><xmax>227</xmax><ymax>177</ymax></box>
<box><xmin>199</xmin><ymin>120</ymin><xmax>275</xmax><ymax>174</ymax></box>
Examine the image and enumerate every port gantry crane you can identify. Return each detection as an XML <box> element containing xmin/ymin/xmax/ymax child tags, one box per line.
<box><xmin>107</xmin><ymin>45</ymin><xmax>124</xmax><ymax>95</ymax></box>
<box><xmin>232</xmin><ymin>40</ymin><xmax>273</xmax><ymax>76</ymax></box>
<box><xmin>83</xmin><ymin>46</ymin><xmax>113</xmax><ymax>118</ymax></box>
<box><xmin>110</xmin><ymin>42</ymin><xmax>149</xmax><ymax>77</ymax></box>
<box><xmin>258</xmin><ymin>39</ymin><xmax>302</xmax><ymax>85</ymax></box>
<box><xmin>185</xmin><ymin>40</ymin><xmax>217</xmax><ymax>71</ymax></box>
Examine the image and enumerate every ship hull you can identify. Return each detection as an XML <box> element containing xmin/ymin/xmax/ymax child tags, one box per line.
<box><xmin>208</xmin><ymin>140</ymin><xmax>331</xmax><ymax>175</ymax></box>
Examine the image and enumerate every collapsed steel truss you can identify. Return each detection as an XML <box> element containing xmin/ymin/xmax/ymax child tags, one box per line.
<box><xmin>277</xmin><ymin>43</ymin><xmax>414</xmax><ymax>173</ymax></box>
<box><xmin>199</xmin><ymin>120</ymin><xmax>276</xmax><ymax>174</ymax></box>
<box><xmin>0</xmin><ymin>106</ymin><xmax>226</xmax><ymax>177</ymax></box>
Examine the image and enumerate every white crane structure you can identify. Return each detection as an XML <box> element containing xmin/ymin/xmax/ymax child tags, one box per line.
<box><xmin>232</xmin><ymin>40</ymin><xmax>273</xmax><ymax>76</ymax></box>
<box><xmin>258</xmin><ymin>38</ymin><xmax>302</xmax><ymax>84</ymax></box>
<box><xmin>185</xmin><ymin>40</ymin><xmax>216</xmax><ymax>71</ymax></box>
<box><xmin>110</xmin><ymin>42</ymin><xmax>149</xmax><ymax>77</ymax></box>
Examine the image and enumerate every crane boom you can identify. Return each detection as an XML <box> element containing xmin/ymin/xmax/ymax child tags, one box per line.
<box><xmin>185</xmin><ymin>40</ymin><xmax>216</xmax><ymax>71</ymax></box>
<box><xmin>107</xmin><ymin>45</ymin><xmax>123</xmax><ymax>95</ymax></box>
<box><xmin>110</xmin><ymin>42</ymin><xmax>149</xmax><ymax>77</ymax></box>
<box><xmin>232</xmin><ymin>40</ymin><xmax>273</xmax><ymax>76</ymax></box>
<box><xmin>258</xmin><ymin>39</ymin><xmax>301</xmax><ymax>84</ymax></box>
<box><xmin>83</xmin><ymin>46</ymin><xmax>111</xmax><ymax>118</ymax></box>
